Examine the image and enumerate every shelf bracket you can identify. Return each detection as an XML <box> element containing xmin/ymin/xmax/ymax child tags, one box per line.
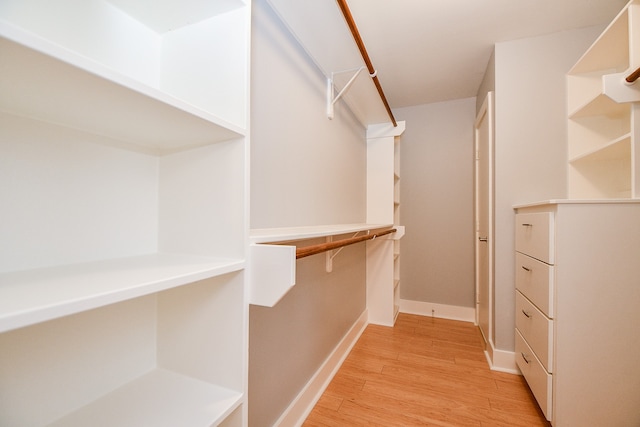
<box><xmin>325</xmin><ymin>232</ymin><xmax>363</xmax><ymax>272</ymax></box>
<box><xmin>603</xmin><ymin>71</ymin><xmax>640</xmax><ymax>103</ymax></box>
<box><xmin>327</xmin><ymin>66</ymin><xmax>368</xmax><ymax>120</ymax></box>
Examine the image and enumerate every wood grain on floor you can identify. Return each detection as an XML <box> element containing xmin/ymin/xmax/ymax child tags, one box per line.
<box><xmin>303</xmin><ymin>313</ymin><xmax>551</xmax><ymax>427</ymax></box>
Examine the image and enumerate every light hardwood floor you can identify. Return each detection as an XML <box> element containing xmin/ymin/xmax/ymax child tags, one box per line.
<box><xmin>303</xmin><ymin>313</ymin><xmax>551</xmax><ymax>427</ymax></box>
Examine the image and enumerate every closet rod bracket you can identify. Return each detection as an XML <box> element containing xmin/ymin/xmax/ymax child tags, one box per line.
<box><xmin>603</xmin><ymin>71</ymin><xmax>640</xmax><ymax>103</ymax></box>
<box><xmin>327</xmin><ymin>66</ymin><xmax>367</xmax><ymax>120</ymax></box>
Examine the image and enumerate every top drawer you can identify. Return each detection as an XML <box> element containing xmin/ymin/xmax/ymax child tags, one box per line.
<box><xmin>515</xmin><ymin>212</ymin><xmax>555</xmax><ymax>264</ymax></box>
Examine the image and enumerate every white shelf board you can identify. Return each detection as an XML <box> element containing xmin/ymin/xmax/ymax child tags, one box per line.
<box><xmin>265</xmin><ymin>0</ymin><xmax>390</xmax><ymax>126</ymax></box>
<box><xmin>0</xmin><ymin>23</ymin><xmax>244</xmax><ymax>154</ymax></box>
<box><xmin>250</xmin><ymin>223</ymin><xmax>394</xmax><ymax>244</ymax></box>
<box><xmin>47</xmin><ymin>368</ymin><xmax>243</xmax><ymax>427</ymax></box>
<box><xmin>569</xmin><ymin>133</ymin><xmax>631</xmax><ymax>163</ymax></box>
<box><xmin>0</xmin><ymin>253</ymin><xmax>245</xmax><ymax>333</ymax></box>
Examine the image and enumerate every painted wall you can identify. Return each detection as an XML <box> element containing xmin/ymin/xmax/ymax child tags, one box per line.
<box><xmin>393</xmin><ymin>98</ymin><xmax>477</xmax><ymax>311</ymax></box>
<box><xmin>249</xmin><ymin>1</ymin><xmax>368</xmax><ymax>425</ymax></box>
<box><xmin>486</xmin><ymin>26</ymin><xmax>604</xmax><ymax>351</ymax></box>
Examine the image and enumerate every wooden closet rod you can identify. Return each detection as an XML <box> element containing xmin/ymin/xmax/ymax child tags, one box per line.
<box><xmin>296</xmin><ymin>228</ymin><xmax>397</xmax><ymax>259</ymax></box>
<box><xmin>336</xmin><ymin>0</ymin><xmax>397</xmax><ymax>127</ymax></box>
<box><xmin>625</xmin><ymin>66</ymin><xmax>640</xmax><ymax>83</ymax></box>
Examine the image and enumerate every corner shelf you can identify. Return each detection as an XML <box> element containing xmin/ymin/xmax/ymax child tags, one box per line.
<box><xmin>567</xmin><ymin>0</ymin><xmax>640</xmax><ymax>199</ymax></box>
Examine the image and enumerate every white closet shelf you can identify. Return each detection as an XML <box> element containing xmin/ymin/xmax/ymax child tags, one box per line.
<box><xmin>568</xmin><ymin>93</ymin><xmax>629</xmax><ymax>119</ymax></box>
<box><xmin>569</xmin><ymin>133</ymin><xmax>631</xmax><ymax>163</ymax></box>
<box><xmin>0</xmin><ymin>25</ymin><xmax>244</xmax><ymax>155</ymax></box>
<box><xmin>0</xmin><ymin>253</ymin><xmax>244</xmax><ymax>333</ymax></box>
<box><xmin>47</xmin><ymin>368</ymin><xmax>242</xmax><ymax>427</ymax></box>
<box><xmin>249</xmin><ymin>223</ymin><xmax>394</xmax><ymax>244</ymax></box>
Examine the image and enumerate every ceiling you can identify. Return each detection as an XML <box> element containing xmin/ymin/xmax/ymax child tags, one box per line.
<box><xmin>345</xmin><ymin>0</ymin><xmax>629</xmax><ymax>108</ymax></box>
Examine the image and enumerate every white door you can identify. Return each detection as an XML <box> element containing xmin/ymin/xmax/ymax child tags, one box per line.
<box><xmin>474</xmin><ymin>92</ymin><xmax>493</xmax><ymax>346</ymax></box>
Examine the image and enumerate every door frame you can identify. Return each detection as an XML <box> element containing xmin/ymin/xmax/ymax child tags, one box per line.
<box><xmin>474</xmin><ymin>91</ymin><xmax>494</xmax><ymax>348</ymax></box>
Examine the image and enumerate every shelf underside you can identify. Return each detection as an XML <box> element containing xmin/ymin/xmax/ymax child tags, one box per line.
<box><xmin>0</xmin><ymin>253</ymin><xmax>244</xmax><ymax>333</ymax></box>
<box><xmin>48</xmin><ymin>368</ymin><xmax>242</xmax><ymax>427</ymax></box>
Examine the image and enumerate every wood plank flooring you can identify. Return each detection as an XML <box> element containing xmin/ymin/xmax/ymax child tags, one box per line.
<box><xmin>303</xmin><ymin>313</ymin><xmax>551</xmax><ymax>427</ymax></box>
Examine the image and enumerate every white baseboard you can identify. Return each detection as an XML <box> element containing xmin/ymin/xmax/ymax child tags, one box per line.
<box><xmin>273</xmin><ymin>309</ymin><xmax>369</xmax><ymax>427</ymax></box>
<box><xmin>484</xmin><ymin>339</ymin><xmax>520</xmax><ymax>374</ymax></box>
<box><xmin>399</xmin><ymin>299</ymin><xmax>476</xmax><ymax>323</ymax></box>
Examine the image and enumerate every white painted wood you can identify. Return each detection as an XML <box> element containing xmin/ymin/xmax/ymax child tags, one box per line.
<box><xmin>515</xmin><ymin>252</ymin><xmax>554</xmax><ymax>318</ymax></box>
<box><xmin>366</xmin><ymin>136</ymin><xmax>395</xmax><ymax>225</ymax></box>
<box><xmin>366</xmin><ymin>237</ymin><xmax>395</xmax><ymax>326</ymax></box>
<box><xmin>514</xmin><ymin>212</ymin><xmax>555</xmax><ymax>264</ymax></box>
<box><xmin>47</xmin><ymin>369</ymin><xmax>243</xmax><ymax>427</ymax></box>
<box><xmin>515</xmin><ymin>291</ymin><xmax>553</xmax><ymax>372</ymax></box>
<box><xmin>0</xmin><ymin>0</ymin><xmax>250</xmax><ymax>425</ymax></box>
<box><xmin>515</xmin><ymin>330</ymin><xmax>553</xmax><ymax>420</ymax></box>
<box><xmin>515</xmin><ymin>201</ymin><xmax>640</xmax><ymax>427</ymax></box>
<box><xmin>567</xmin><ymin>0</ymin><xmax>640</xmax><ymax>199</ymax></box>
<box><xmin>474</xmin><ymin>91</ymin><xmax>494</xmax><ymax>352</ymax></box>
<box><xmin>0</xmin><ymin>29</ymin><xmax>244</xmax><ymax>152</ymax></box>
<box><xmin>248</xmin><ymin>244</ymin><xmax>296</xmax><ymax>307</ymax></box>
<box><xmin>365</xmin><ymin>122</ymin><xmax>405</xmax><ymax>325</ymax></box>
<box><xmin>0</xmin><ymin>0</ymin><xmax>248</xmax><ymax>130</ymax></box>
<box><xmin>249</xmin><ymin>223</ymin><xmax>392</xmax><ymax>244</ymax></box>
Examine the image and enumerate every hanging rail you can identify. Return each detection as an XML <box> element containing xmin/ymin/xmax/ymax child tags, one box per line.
<box><xmin>296</xmin><ymin>228</ymin><xmax>397</xmax><ymax>259</ymax></box>
<box><xmin>625</xmin><ymin>66</ymin><xmax>640</xmax><ymax>84</ymax></box>
<box><xmin>336</xmin><ymin>0</ymin><xmax>397</xmax><ymax>127</ymax></box>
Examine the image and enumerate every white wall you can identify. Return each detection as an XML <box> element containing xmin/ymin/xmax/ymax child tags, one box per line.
<box><xmin>393</xmin><ymin>98</ymin><xmax>476</xmax><ymax>310</ymax></box>
<box><xmin>249</xmin><ymin>1</ymin><xmax>368</xmax><ymax>425</ymax></box>
<box><xmin>490</xmin><ymin>26</ymin><xmax>603</xmax><ymax>351</ymax></box>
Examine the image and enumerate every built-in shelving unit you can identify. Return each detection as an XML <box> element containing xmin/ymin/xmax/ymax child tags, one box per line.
<box><xmin>366</xmin><ymin>122</ymin><xmax>406</xmax><ymax>326</ymax></box>
<box><xmin>0</xmin><ymin>0</ymin><xmax>250</xmax><ymax>425</ymax></box>
<box><xmin>567</xmin><ymin>0</ymin><xmax>640</xmax><ymax>199</ymax></box>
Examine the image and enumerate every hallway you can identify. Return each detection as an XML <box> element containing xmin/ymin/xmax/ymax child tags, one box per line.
<box><xmin>303</xmin><ymin>313</ymin><xmax>550</xmax><ymax>426</ymax></box>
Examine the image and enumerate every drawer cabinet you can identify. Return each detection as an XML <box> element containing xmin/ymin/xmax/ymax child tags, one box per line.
<box><xmin>514</xmin><ymin>201</ymin><xmax>640</xmax><ymax>427</ymax></box>
<box><xmin>514</xmin><ymin>212</ymin><xmax>555</xmax><ymax>421</ymax></box>
<box><xmin>515</xmin><ymin>252</ymin><xmax>554</xmax><ymax>317</ymax></box>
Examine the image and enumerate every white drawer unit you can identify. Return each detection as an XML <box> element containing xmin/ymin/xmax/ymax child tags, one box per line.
<box><xmin>514</xmin><ymin>200</ymin><xmax>640</xmax><ymax>427</ymax></box>
<box><xmin>515</xmin><ymin>330</ymin><xmax>552</xmax><ymax>418</ymax></box>
<box><xmin>515</xmin><ymin>212</ymin><xmax>555</xmax><ymax>264</ymax></box>
<box><xmin>515</xmin><ymin>252</ymin><xmax>554</xmax><ymax>318</ymax></box>
<box><xmin>516</xmin><ymin>291</ymin><xmax>553</xmax><ymax>372</ymax></box>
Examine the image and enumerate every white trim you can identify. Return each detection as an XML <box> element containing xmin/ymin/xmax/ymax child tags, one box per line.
<box><xmin>399</xmin><ymin>299</ymin><xmax>475</xmax><ymax>323</ymax></box>
<box><xmin>484</xmin><ymin>339</ymin><xmax>520</xmax><ymax>374</ymax></box>
<box><xmin>273</xmin><ymin>310</ymin><xmax>369</xmax><ymax>427</ymax></box>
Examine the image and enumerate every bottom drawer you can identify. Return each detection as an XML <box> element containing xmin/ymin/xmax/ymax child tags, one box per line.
<box><xmin>515</xmin><ymin>330</ymin><xmax>552</xmax><ymax>421</ymax></box>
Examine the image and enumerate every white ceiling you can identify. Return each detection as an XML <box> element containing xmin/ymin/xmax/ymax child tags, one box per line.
<box><xmin>345</xmin><ymin>0</ymin><xmax>629</xmax><ymax>108</ymax></box>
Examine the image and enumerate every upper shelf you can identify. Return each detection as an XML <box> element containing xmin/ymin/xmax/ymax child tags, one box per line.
<box><xmin>265</xmin><ymin>0</ymin><xmax>391</xmax><ymax>126</ymax></box>
<box><xmin>0</xmin><ymin>0</ymin><xmax>249</xmax><ymax>154</ymax></box>
<box><xmin>250</xmin><ymin>223</ymin><xmax>395</xmax><ymax>244</ymax></box>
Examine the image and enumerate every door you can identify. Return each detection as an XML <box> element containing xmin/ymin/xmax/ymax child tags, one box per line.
<box><xmin>475</xmin><ymin>92</ymin><xmax>493</xmax><ymax>347</ymax></box>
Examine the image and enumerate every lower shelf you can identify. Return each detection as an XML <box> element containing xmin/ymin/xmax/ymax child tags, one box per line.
<box><xmin>0</xmin><ymin>253</ymin><xmax>245</xmax><ymax>333</ymax></box>
<box><xmin>48</xmin><ymin>368</ymin><xmax>243</xmax><ymax>427</ymax></box>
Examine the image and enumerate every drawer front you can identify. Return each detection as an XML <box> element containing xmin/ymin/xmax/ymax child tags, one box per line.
<box><xmin>516</xmin><ymin>330</ymin><xmax>552</xmax><ymax>421</ymax></box>
<box><xmin>516</xmin><ymin>291</ymin><xmax>553</xmax><ymax>372</ymax></box>
<box><xmin>515</xmin><ymin>212</ymin><xmax>554</xmax><ymax>264</ymax></box>
<box><xmin>515</xmin><ymin>252</ymin><xmax>555</xmax><ymax>318</ymax></box>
